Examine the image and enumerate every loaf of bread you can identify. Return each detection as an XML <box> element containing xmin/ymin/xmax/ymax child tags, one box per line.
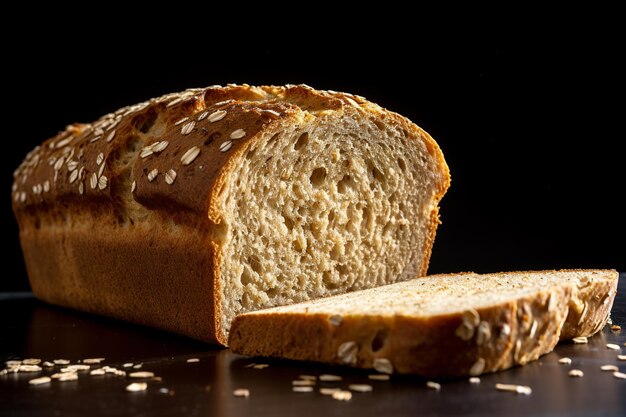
<box><xmin>11</xmin><ymin>84</ymin><xmax>450</xmax><ymax>345</ymax></box>
<box><xmin>229</xmin><ymin>270</ymin><xmax>618</xmax><ymax>376</ymax></box>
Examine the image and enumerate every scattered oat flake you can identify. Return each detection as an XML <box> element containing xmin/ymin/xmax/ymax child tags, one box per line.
<box><xmin>186</xmin><ymin>358</ymin><xmax>200</xmax><ymax>363</ymax></box>
<box><xmin>299</xmin><ymin>375</ymin><xmax>316</xmax><ymax>381</ymax></box>
<box><xmin>293</xmin><ymin>386</ymin><xmax>314</xmax><ymax>393</ymax></box>
<box><xmin>601</xmin><ymin>365</ymin><xmax>619</xmax><ymax>372</ymax></box>
<box><xmin>243</xmin><ymin>363</ymin><xmax>257</xmax><ymax>368</ymax></box>
<box><xmin>495</xmin><ymin>383</ymin><xmax>532</xmax><ymax>395</ymax></box>
<box><xmin>42</xmin><ymin>361</ymin><xmax>54</xmax><ymax>368</ymax></box>
<box><xmin>469</xmin><ymin>377</ymin><xmax>481</xmax><ymax>384</ymax></box>
<box><xmin>332</xmin><ymin>390</ymin><xmax>352</xmax><ymax>401</ymax></box>
<box><xmin>613</xmin><ymin>371</ymin><xmax>626</xmax><ymax>379</ymax></box>
<box><xmin>130</xmin><ymin>371</ymin><xmax>155</xmax><ymax>378</ymax></box>
<box><xmin>618</xmin><ymin>355</ymin><xmax>626</xmax><ymax>361</ymax></box>
<box><xmin>18</xmin><ymin>365</ymin><xmax>42</xmax><ymax>372</ymax></box>
<box><xmin>320</xmin><ymin>387</ymin><xmax>341</xmax><ymax>395</ymax></box>
<box><xmin>349</xmin><ymin>384</ymin><xmax>373</xmax><ymax>393</ymax></box>
<box><xmin>426</xmin><ymin>381</ymin><xmax>441</xmax><ymax>391</ymax></box>
<box><xmin>558</xmin><ymin>357</ymin><xmax>572</xmax><ymax>365</ymax></box>
<box><xmin>123</xmin><ymin>363</ymin><xmax>134</xmax><ymax>368</ymax></box>
<box><xmin>133</xmin><ymin>364</ymin><xmax>143</xmax><ymax>369</ymax></box>
<box><xmin>90</xmin><ymin>369</ymin><xmax>106</xmax><ymax>376</ymax></box>
<box><xmin>29</xmin><ymin>376</ymin><xmax>51</xmax><ymax>385</ymax></box>
<box><xmin>5</xmin><ymin>360</ymin><xmax>21</xmax><ymax>367</ymax></box>
<box><xmin>607</xmin><ymin>343</ymin><xmax>621</xmax><ymax>350</ymax></box>
<box><xmin>252</xmin><ymin>364</ymin><xmax>269</xmax><ymax>370</ymax></box>
<box><xmin>62</xmin><ymin>364</ymin><xmax>90</xmax><ymax>372</ymax></box>
<box><xmin>126</xmin><ymin>382</ymin><xmax>148</xmax><ymax>392</ymax></box>
<box><xmin>22</xmin><ymin>358</ymin><xmax>41</xmax><ymax>365</ymax></box>
<box><xmin>292</xmin><ymin>380</ymin><xmax>316</xmax><ymax>386</ymax></box>
<box><xmin>368</xmin><ymin>374</ymin><xmax>390</xmax><ymax>381</ymax></box>
<box><xmin>57</xmin><ymin>373</ymin><xmax>78</xmax><ymax>382</ymax></box>
<box><xmin>233</xmin><ymin>388</ymin><xmax>250</xmax><ymax>398</ymax></box>
<box><xmin>569</xmin><ymin>369</ymin><xmax>584</xmax><ymax>377</ymax></box>
<box><xmin>612</xmin><ymin>324</ymin><xmax>621</xmax><ymax>331</ymax></box>
<box><xmin>319</xmin><ymin>374</ymin><xmax>342</xmax><ymax>382</ymax></box>
<box><xmin>572</xmin><ymin>337</ymin><xmax>588</xmax><ymax>344</ymax></box>
<box><xmin>82</xmin><ymin>358</ymin><xmax>105</xmax><ymax>365</ymax></box>
<box><xmin>373</xmin><ymin>358</ymin><xmax>393</xmax><ymax>374</ymax></box>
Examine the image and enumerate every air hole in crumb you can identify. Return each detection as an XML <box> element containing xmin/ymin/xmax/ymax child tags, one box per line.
<box><xmin>268</xmin><ymin>133</ymin><xmax>280</xmax><ymax>145</ymax></box>
<box><xmin>337</xmin><ymin>175</ymin><xmax>351</xmax><ymax>194</ymax></box>
<box><xmin>135</xmin><ymin>110</ymin><xmax>158</xmax><ymax>133</ymax></box>
<box><xmin>240</xmin><ymin>267</ymin><xmax>254</xmax><ymax>286</ymax></box>
<box><xmin>397</xmin><ymin>158</ymin><xmax>406</xmax><ymax>172</ymax></box>
<box><xmin>283</xmin><ymin>215</ymin><xmax>294</xmax><ymax>231</ymax></box>
<box><xmin>34</xmin><ymin>217</ymin><xmax>41</xmax><ymax>230</ymax></box>
<box><xmin>335</xmin><ymin>263</ymin><xmax>349</xmax><ymax>275</ymax></box>
<box><xmin>249</xmin><ymin>255</ymin><xmax>263</xmax><ymax>274</ymax></box>
<box><xmin>371</xmin><ymin>328</ymin><xmax>388</xmax><ymax>352</ymax></box>
<box><xmin>245</xmin><ymin>147</ymin><xmax>256</xmax><ymax>160</ymax></box>
<box><xmin>383</xmin><ymin>222</ymin><xmax>393</xmax><ymax>237</ymax></box>
<box><xmin>372</xmin><ymin>166</ymin><xmax>384</xmax><ymax>183</ymax></box>
<box><xmin>294</xmin><ymin>132</ymin><xmax>309</xmax><ymax>151</ymax></box>
<box><xmin>310</xmin><ymin>167</ymin><xmax>327</xmax><ymax>188</ymax></box>
<box><xmin>322</xmin><ymin>271</ymin><xmax>338</xmax><ymax>290</ymax></box>
<box><xmin>372</xmin><ymin>119</ymin><xmax>385</xmax><ymax>130</ymax></box>
<box><xmin>330</xmin><ymin>243</ymin><xmax>342</xmax><ymax>260</ymax></box>
<box><xmin>204</xmin><ymin>131</ymin><xmax>221</xmax><ymax>146</ymax></box>
<box><xmin>328</xmin><ymin>210</ymin><xmax>336</xmax><ymax>224</ymax></box>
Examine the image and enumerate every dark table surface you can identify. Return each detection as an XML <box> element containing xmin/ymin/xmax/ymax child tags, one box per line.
<box><xmin>1</xmin><ymin>273</ymin><xmax>625</xmax><ymax>417</ymax></box>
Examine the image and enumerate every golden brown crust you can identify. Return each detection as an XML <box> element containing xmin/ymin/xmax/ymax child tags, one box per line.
<box><xmin>229</xmin><ymin>270</ymin><xmax>618</xmax><ymax>376</ymax></box>
<box><xmin>12</xmin><ymin>84</ymin><xmax>450</xmax><ymax>345</ymax></box>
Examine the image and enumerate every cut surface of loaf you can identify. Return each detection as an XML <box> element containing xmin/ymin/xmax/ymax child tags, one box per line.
<box><xmin>229</xmin><ymin>270</ymin><xmax>618</xmax><ymax>376</ymax></box>
<box><xmin>12</xmin><ymin>84</ymin><xmax>450</xmax><ymax>345</ymax></box>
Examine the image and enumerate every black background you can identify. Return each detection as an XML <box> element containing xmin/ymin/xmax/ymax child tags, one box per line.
<box><xmin>2</xmin><ymin>14</ymin><xmax>623</xmax><ymax>291</ymax></box>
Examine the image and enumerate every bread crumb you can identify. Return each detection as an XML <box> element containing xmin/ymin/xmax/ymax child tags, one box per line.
<box><xmin>319</xmin><ymin>374</ymin><xmax>342</xmax><ymax>382</ymax></box>
<box><xmin>82</xmin><ymin>358</ymin><xmax>105</xmax><ymax>364</ymax></box>
<box><xmin>331</xmin><ymin>390</ymin><xmax>352</xmax><ymax>401</ymax></box>
<box><xmin>348</xmin><ymin>384</ymin><xmax>373</xmax><ymax>392</ymax></box>
<box><xmin>495</xmin><ymin>383</ymin><xmax>532</xmax><ymax>395</ymax></box>
<box><xmin>320</xmin><ymin>387</ymin><xmax>341</xmax><ymax>395</ymax></box>
<box><xmin>126</xmin><ymin>382</ymin><xmax>147</xmax><ymax>392</ymax></box>
<box><xmin>129</xmin><ymin>371</ymin><xmax>155</xmax><ymax>378</ymax></box>
<box><xmin>28</xmin><ymin>376</ymin><xmax>51</xmax><ymax>385</ymax></box>
<box><xmin>426</xmin><ymin>381</ymin><xmax>441</xmax><ymax>391</ymax></box>
<box><xmin>233</xmin><ymin>388</ymin><xmax>250</xmax><ymax>398</ymax></box>
<box><xmin>292</xmin><ymin>380</ymin><xmax>316</xmax><ymax>386</ymax></box>
<box><xmin>611</xmin><ymin>324</ymin><xmax>621</xmax><ymax>331</ymax></box>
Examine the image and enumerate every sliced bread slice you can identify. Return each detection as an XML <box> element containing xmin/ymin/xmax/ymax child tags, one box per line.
<box><xmin>229</xmin><ymin>269</ymin><xmax>618</xmax><ymax>377</ymax></box>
